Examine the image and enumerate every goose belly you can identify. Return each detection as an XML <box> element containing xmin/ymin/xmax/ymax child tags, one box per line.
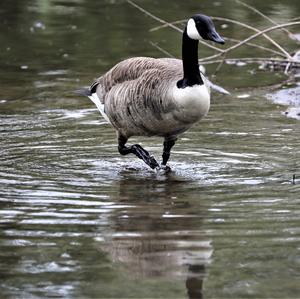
<box><xmin>105</xmin><ymin>84</ymin><xmax>210</xmax><ymax>138</ymax></box>
<box><xmin>107</xmin><ymin>106</ymin><xmax>190</xmax><ymax>138</ymax></box>
<box><xmin>145</xmin><ymin>85</ymin><xmax>210</xmax><ymax>136</ymax></box>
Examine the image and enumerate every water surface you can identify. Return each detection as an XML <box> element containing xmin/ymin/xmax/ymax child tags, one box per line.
<box><xmin>1</xmin><ymin>0</ymin><xmax>300</xmax><ymax>298</ymax></box>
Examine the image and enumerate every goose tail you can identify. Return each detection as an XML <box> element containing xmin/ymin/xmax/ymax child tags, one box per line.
<box><xmin>74</xmin><ymin>88</ymin><xmax>92</xmax><ymax>96</ymax></box>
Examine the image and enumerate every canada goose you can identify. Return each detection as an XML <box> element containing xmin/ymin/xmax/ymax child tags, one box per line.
<box><xmin>85</xmin><ymin>14</ymin><xmax>225</xmax><ymax>171</ymax></box>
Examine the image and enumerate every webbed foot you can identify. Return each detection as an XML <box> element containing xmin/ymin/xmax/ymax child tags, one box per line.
<box><xmin>131</xmin><ymin>144</ymin><xmax>159</xmax><ymax>169</ymax></box>
<box><xmin>156</xmin><ymin>164</ymin><xmax>172</xmax><ymax>174</ymax></box>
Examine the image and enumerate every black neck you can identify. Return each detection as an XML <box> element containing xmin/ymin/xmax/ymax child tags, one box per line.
<box><xmin>177</xmin><ymin>29</ymin><xmax>203</xmax><ymax>89</ymax></box>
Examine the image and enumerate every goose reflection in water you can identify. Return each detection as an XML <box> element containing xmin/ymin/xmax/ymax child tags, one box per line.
<box><xmin>96</xmin><ymin>170</ymin><xmax>213</xmax><ymax>298</ymax></box>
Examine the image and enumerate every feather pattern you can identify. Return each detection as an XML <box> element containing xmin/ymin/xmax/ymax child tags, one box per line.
<box><xmin>90</xmin><ymin>57</ymin><xmax>210</xmax><ymax>138</ymax></box>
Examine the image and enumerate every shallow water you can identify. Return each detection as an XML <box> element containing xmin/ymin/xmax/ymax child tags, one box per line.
<box><xmin>1</xmin><ymin>0</ymin><xmax>300</xmax><ymax>298</ymax></box>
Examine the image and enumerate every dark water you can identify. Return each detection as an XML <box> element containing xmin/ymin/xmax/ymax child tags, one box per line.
<box><xmin>1</xmin><ymin>0</ymin><xmax>300</xmax><ymax>298</ymax></box>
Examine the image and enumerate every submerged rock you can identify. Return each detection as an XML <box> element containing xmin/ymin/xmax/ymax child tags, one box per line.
<box><xmin>283</xmin><ymin>106</ymin><xmax>300</xmax><ymax>120</ymax></box>
<box><xmin>266</xmin><ymin>84</ymin><xmax>300</xmax><ymax>120</ymax></box>
<box><xmin>266</xmin><ymin>85</ymin><xmax>300</xmax><ymax>106</ymax></box>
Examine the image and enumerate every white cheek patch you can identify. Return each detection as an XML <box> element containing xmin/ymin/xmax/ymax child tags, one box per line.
<box><xmin>186</xmin><ymin>18</ymin><xmax>201</xmax><ymax>40</ymax></box>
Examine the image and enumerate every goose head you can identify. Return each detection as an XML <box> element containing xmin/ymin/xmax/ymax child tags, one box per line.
<box><xmin>186</xmin><ymin>14</ymin><xmax>225</xmax><ymax>44</ymax></box>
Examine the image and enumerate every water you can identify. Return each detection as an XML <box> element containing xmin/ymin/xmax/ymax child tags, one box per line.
<box><xmin>1</xmin><ymin>0</ymin><xmax>300</xmax><ymax>298</ymax></box>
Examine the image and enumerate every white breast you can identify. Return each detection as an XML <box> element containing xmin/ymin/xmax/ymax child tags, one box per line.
<box><xmin>172</xmin><ymin>84</ymin><xmax>210</xmax><ymax>123</ymax></box>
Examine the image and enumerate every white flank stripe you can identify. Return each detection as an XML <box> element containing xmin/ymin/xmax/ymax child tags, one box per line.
<box><xmin>88</xmin><ymin>93</ymin><xmax>111</xmax><ymax>123</ymax></box>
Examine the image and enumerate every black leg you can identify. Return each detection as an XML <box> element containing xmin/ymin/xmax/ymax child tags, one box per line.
<box><xmin>162</xmin><ymin>137</ymin><xmax>177</xmax><ymax>166</ymax></box>
<box><xmin>118</xmin><ymin>134</ymin><xmax>131</xmax><ymax>155</ymax></box>
<box><xmin>118</xmin><ymin>134</ymin><xmax>159</xmax><ymax>169</ymax></box>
